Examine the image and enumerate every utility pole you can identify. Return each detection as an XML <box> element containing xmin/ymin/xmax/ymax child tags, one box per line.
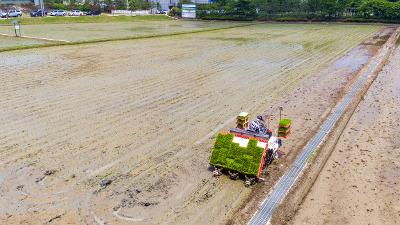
<box><xmin>40</xmin><ymin>0</ymin><xmax>45</xmax><ymax>17</ymax></box>
<box><xmin>279</xmin><ymin>106</ymin><xmax>283</xmax><ymax>121</ymax></box>
<box><xmin>12</xmin><ymin>20</ymin><xmax>21</xmax><ymax>37</ymax></box>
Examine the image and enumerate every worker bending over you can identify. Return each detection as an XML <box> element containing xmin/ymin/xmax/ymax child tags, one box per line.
<box><xmin>248</xmin><ymin>115</ymin><xmax>272</xmax><ymax>138</ymax></box>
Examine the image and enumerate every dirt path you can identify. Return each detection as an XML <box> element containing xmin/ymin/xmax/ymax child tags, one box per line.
<box><xmin>290</xmin><ymin>46</ymin><xmax>400</xmax><ymax>225</ymax></box>
<box><xmin>0</xmin><ymin>24</ymin><xmax>384</xmax><ymax>225</ymax></box>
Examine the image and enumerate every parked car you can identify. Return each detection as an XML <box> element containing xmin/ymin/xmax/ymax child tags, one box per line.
<box><xmin>0</xmin><ymin>10</ymin><xmax>8</xmax><ymax>18</ymax></box>
<box><xmin>30</xmin><ymin>9</ymin><xmax>47</xmax><ymax>17</ymax></box>
<box><xmin>68</xmin><ymin>10</ymin><xmax>83</xmax><ymax>16</ymax></box>
<box><xmin>86</xmin><ymin>10</ymin><xmax>101</xmax><ymax>16</ymax></box>
<box><xmin>50</xmin><ymin>10</ymin><xmax>66</xmax><ymax>16</ymax></box>
<box><xmin>7</xmin><ymin>9</ymin><xmax>22</xmax><ymax>17</ymax></box>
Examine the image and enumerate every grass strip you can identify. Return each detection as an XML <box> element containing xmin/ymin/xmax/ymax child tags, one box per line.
<box><xmin>0</xmin><ymin>15</ymin><xmax>170</xmax><ymax>26</ymax></box>
<box><xmin>0</xmin><ymin>23</ymin><xmax>255</xmax><ymax>53</ymax></box>
<box><xmin>210</xmin><ymin>133</ymin><xmax>264</xmax><ymax>176</ymax></box>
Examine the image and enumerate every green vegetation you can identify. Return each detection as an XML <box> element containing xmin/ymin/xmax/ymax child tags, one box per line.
<box><xmin>278</xmin><ymin>130</ymin><xmax>291</xmax><ymax>137</ymax></box>
<box><xmin>278</xmin><ymin>127</ymin><xmax>290</xmax><ymax>133</ymax></box>
<box><xmin>278</xmin><ymin>118</ymin><xmax>291</xmax><ymax>137</ymax></box>
<box><xmin>196</xmin><ymin>0</ymin><xmax>400</xmax><ymax>21</ymax></box>
<box><xmin>30</xmin><ymin>0</ymin><xmax>159</xmax><ymax>12</ymax></box>
<box><xmin>168</xmin><ymin>7</ymin><xmax>182</xmax><ymax>17</ymax></box>
<box><xmin>0</xmin><ymin>15</ymin><xmax>169</xmax><ymax>26</ymax></box>
<box><xmin>279</xmin><ymin>118</ymin><xmax>292</xmax><ymax>127</ymax></box>
<box><xmin>128</xmin><ymin>0</ymin><xmax>161</xmax><ymax>10</ymax></box>
<box><xmin>210</xmin><ymin>133</ymin><xmax>264</xmax><ymax>176</ymax></box>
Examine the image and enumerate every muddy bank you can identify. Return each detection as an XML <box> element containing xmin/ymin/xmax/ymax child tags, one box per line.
<box><xmin>290</xmin><ymin>42</ymin><xmax>400</xmax><ymax>225</ymax></box>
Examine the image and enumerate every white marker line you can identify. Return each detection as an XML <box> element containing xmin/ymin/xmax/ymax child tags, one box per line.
<box><xmin>0</xmin><ymin>33</ymin><xmax>70</xmax><ymax>42</ymax></box>
<box><xmin>194</xmin><ymin>116</ymin><xmax>236</xmax><ymax>145</ymax></box>
<box><xmin>91</xmin><ymin>212</ymin><xmax>105</xmax><ymax>225</ymax></box>
<box><xmin>18</xmin><ymin>190</ymin><xmax>29</xmax><ymax>196</ymax></box>
<box><xmin>87</xmin><ymin>116</ymin><xmax>236</xmax><ymax>178</ymax></box>
<box><xmin>112</xmin><ymin>208</ymin><xmax>144</xmax><ymax>222</ymax></box>
<box><xmin>38</xmin><ymin>176</ymin><xmax>47</xmax><ymax>186</ymax></box>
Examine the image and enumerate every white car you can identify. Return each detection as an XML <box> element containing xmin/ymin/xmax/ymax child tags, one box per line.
<box><xmin>7</xmin><ymin>9</ymin><xmax>22</xmax><ymax>17</ymax></box>
<box><xmin>68</xmin><ymin>10</ymin><xmax>83</xmax><ymax>16</ymax></box>
<box><xmin>0</xmin><ymin>10</ymin><xmax>8</xmax><ymax>18</ymax></box>
<box><xmin>50</xmin><ymin>10</ymin><xmax>66</xmax><ymax>16</ymax></box>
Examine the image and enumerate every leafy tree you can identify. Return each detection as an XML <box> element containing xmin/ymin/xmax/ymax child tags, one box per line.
<box><xmin>114</xmin><ymin>0</ymin><xmax>127</xmax><ymax>10</ymax></box>
<box><xmin>196</xmin><ymin>0</ymin><xmax>400</xmax><ymax>21</ymax></box>
<box><xmin>225</xmin><ymin>0</ymin><xmax>257</xmax><ymax>19</ymax></box>
<box><xmin>359</xmin><ymin>0</ymin><xmax>400</xmax><ymax>19</ymax></box>
<box><xmin>128</xmin><ymin>0</ymin><xmax>150</xmax><ymax>10</ymax></box>
<box><xmin>168</xmin><ymin>6</ymin><xmax>181</xmax><ymax>16</ymax></box>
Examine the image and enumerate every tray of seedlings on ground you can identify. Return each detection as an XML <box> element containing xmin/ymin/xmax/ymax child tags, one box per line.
<box><xmin>278</xmin><ymin>118</ymin><xmax>292</xmax><ymax>138</ymax></box>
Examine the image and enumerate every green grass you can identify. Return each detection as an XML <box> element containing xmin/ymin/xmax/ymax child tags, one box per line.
<box><xmin>210</xmin><ymin>133</ymin><xmax>264</xmax><ymax>176</ymax></box>
<box><xmin>0</xmin><ymin>15</ymin><xmax>170</xmax><ymax>25</ymax></box>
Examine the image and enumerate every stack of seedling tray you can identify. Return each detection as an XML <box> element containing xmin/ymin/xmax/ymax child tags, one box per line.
<box><xmin>236</xmin><ymin>112</ymin><xmax>249</xmax><ymax>129</ymax></box>
<box><xmin>209</xmin><ymin>133</ymin><xmax>265</xmax><ymax>177</ymax></box>
<box><xmin>278</xmin><ymin>118</ymin><xmax>292</xmax><ymax>138</ymax></box>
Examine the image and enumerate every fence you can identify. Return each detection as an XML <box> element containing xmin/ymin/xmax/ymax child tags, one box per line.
<box><xmin>111</xmin><ymin>10</ymin><xmax>151</xmax><ymax>16</ymax></box>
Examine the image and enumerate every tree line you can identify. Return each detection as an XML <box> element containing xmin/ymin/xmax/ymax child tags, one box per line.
<box><xmin>34</xmin><ymin>0</ymin><xmax>160</xmax><ymax>12</ymax></box>
<box><xmin>18</xmin><ymin>0</ymin><xmax>400</xmax><ymax>21</ymax></box>
<box><xmin>196</xmin><ymin>0</ymin><xmax>400</xmax><ymax>21</ymax></box>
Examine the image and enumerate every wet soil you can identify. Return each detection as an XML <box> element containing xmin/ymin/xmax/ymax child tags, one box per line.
<box><xmin>0</xmin><ymin>24</ymin><xmax>383</xmax><ymax>225</ymax></box>
<box><xmin>229</xmin><ymin>26</ymin><xmax>396</xmax><ymax>225</ymax></box>
<box><xmin>290</xmin><ymin>44</ymin><xmax>400</xmax><ymax>225</ymax></box>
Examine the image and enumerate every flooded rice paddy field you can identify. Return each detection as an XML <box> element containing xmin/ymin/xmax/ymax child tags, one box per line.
<box><xmin>0</xmin><ymin>23</ymin><xmax>383</xmax><ymax>224</ymax></box>
<box><xmin>0</xmin><ymin>20</ymin><xmax>245</xmax><ymax>44</ymax></box>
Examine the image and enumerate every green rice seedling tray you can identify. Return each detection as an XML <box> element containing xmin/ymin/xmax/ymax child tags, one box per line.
<box><xmin>210</xmin><ymin>133</ymin><xmax>265</xmax><ymax>176</ymax></box>
<box><xmin>279</xmin><ymin>118</ymin><xmax>292</xmax><ymax>128</ymax></box>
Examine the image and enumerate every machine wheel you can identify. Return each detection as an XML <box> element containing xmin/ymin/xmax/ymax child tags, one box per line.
<box><xmin>228</xmin><ymin>171</ymin><xmax>239</xmax><ymax>180</ymax></box>
<box><xmin>244</xmin><ymin>175</ymin><xmax>256</xmax><ymax>187</ymax></box>
<box><xmin>212</xmin><ymin>167</ymin><xmax>222</xmax><ymax>177</ymax></box>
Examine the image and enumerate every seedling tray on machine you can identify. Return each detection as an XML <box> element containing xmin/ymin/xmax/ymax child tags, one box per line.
<box><xmin>210</xmin><ymin>133</ymin><xmax>267</xmax><ymax>177</ymax></box>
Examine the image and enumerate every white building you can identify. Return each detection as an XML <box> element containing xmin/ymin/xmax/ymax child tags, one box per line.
<box><xmin>150</xmin><ymin>0</ymin><xmax>212</xmax><ymax>11</ymax></box>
